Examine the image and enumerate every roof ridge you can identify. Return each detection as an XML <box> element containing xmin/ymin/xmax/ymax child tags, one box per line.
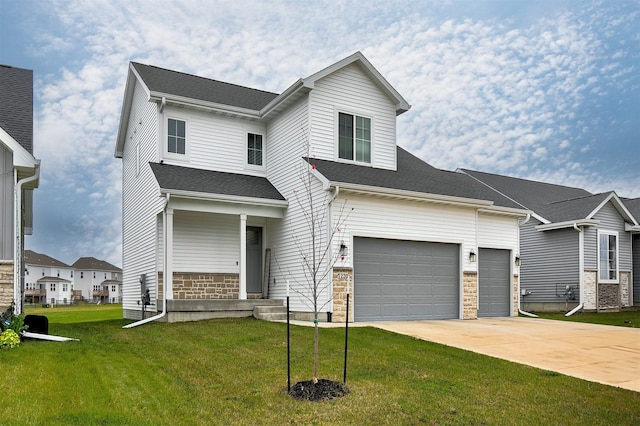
<box><xmin>546</xmin><ymin>192</ymin><xmax>610</xmax><ymax>206</ymax></box>
<box><xmin>460</xmin><ymin>168</ymin><xmax>592</xmax><ymax>193</ymax></box>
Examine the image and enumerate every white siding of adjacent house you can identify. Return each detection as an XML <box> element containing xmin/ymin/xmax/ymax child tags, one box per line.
<box><xmin>477</xmin><ymin>213</ymin><xmax>519</xmax><ymax>250</ymax></box>
<box><xmin>121</xmin><ymin>79</ymin><xmax>164</xmax><ymax>317</ymax></box>
<box><xmin>0</xmin><ymin>145</ymin><xmax>13</xmax><ymax>259</ymax></box>
<box><xmin>160</xmin><ymin>105</ymin><xmax>267</xmax><ymax>176</ymax></box>
<box><xmin>308</xmin><ymin>63</ymin><xmax>397</xmax><ymax>171</ymax></box>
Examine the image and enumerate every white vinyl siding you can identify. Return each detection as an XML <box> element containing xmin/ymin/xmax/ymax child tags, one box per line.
<box><xmin>160</xmin><ymin>105</ymin><xmax>267</xmax><ymax>176</ymax></box>
<box><xmin>121</xmin><ymin>79</ymin><xmax>164</xmax><ymax>315</ymax></box>
<box><xmin>308</xmin><ymin>63</ymin><xmax>397</xmax><ymax>170</ymax></box>
<box><xmin>163</xmin><ymin>211</ymin><xmax>240</xmax><ymax>274</ymax></box>
<box><xmin>0</xmin><ymin>145</ymin><xmax>13</xmax><ymax>259</ymax></box>
<box><xmin>477</xmin><ymin>213</ymin><xmax>519</xmax><ymax>250</ymax></box>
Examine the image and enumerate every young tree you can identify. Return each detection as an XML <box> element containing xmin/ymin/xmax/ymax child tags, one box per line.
<box><xmin>279</xmin><ymin>153</ymin><xmax>352</xmax><ymax>384</ymax></box>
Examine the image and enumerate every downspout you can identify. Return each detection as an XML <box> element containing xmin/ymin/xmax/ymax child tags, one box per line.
<box><xmin>123</xmin><ymin>193</ymin><xmax>170</xmax><ymax>328</ymax></box>
<box><xmin>565</xmin><ymin>223</ymin><xmax>584</xmax><ymax>316</ymax></box>
<box><xmin>517</xmin><ymin>213</ymin><xmax>538</xmax><ymax>317</ymax></box>
<box><xmin>14</xmin><ymin>160</ymin><xmax>40</xmax><ymax>314</ymax></box>
<box><xmin>327</xmin><ymin>185</ymin><xmax>340</xmax><ymax>318</ymax></box>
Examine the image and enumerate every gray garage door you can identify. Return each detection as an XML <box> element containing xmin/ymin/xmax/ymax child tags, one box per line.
<box><xmin>633</xmin><ymin>235</ymin><xmax>640</xmax><ymax>306</ymax></box>
<box><xmin>353</xmin><ymin>237</ymin><xmax>460</xmax><ymax>321</ymax></box>
<box><xmin>478</xmin><ymin>248</ymin><xmax>511</xmax><ymax>317</ymax></box>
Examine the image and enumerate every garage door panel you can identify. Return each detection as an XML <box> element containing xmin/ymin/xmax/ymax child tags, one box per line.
<box><xmin>478</xmin><ymin>248</ymin><xmax>510</xmax><ymax>317</ymax></box>
<box><xmin>354</xmin><ymin>237</ymin><xmax>460</xmax><ymax>321</ymax></box>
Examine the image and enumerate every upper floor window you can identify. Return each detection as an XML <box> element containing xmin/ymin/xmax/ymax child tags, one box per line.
<box><xmin>598</xmin><ymin>230</ymin><xmax>618</xmax><ymax>282</ymax></box>
<box><xmin>50</xmin><ymin>283</ymin><xmax>56</xmax><ymax>291</ymax></box>
<box><xmin>247</xmin><ymin>133</ymin><xmax>264</xmax><ymax>167</ymax></box>
<box><xmin>80</xmin><ymin>272</ymin><xmax>84</xmax><ymax>279</ymax></box>
<box><xmin>62</xmin><ymin>283</ymin><xmax>68</xmax><ymax>292</ymax></box>
<box><xmin>339</xmin><ymin>112</ymin><xmax>371</xmax><ymax>163</ymax></box>
<box><xmin>167</xmin><ymin>118</ymin><xmax>186</xmax><ymax>155</ymax></box>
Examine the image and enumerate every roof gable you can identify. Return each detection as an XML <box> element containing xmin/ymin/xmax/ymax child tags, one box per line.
<box><xmin>24</xmin><ymin>250</ymin><xmax>70</xmax><ymax>268</ymax></box>
<box><xmin>72</xmin><ymin>257</ymin><xmax>121</xmax><ymax>272</ymax></box>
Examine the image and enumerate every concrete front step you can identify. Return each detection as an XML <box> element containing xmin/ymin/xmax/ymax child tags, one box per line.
<box><xmin>253</xmin><ymin>305</ymin><xmax>288</xmax><ymax>321</ymax></box>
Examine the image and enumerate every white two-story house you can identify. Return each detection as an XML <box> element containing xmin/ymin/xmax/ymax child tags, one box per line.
<box><xmin>24</xmin><ymin>250</ymin><xmax>74</xmax><ymax>306</ymax></box>
<box><xmin>115</xmin><ymin>52</ymin><xmax>529</xmax><ymax>323</ymax></box>
<box><xmin>71</xmin><ymin>257</ymin><xmax>122</xmax><ymax>304</ymax></box>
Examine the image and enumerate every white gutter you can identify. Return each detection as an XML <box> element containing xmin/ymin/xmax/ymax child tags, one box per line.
<box><xmin>516</xmin><ymin>211</ymin><xmax>538</xmax><ymax>318</ymax></box>
<box><xmin>565</xmin><ymin>223</ymin><xmax>584</xmax><ymax>316</ymax></box>
<box><xmin>326</xmin><ymin>185</ymin><xmax>340</xmax><ymax>316</ymax></box>
<box><xmin>123</xmin><ymin>193</ymin><xmax>170</xmax><ymax>328</ymax></box>
<box><xmin>14</xmin><ymin>160</ymin><xmax>40</xmax><ymax>314</ymax></box>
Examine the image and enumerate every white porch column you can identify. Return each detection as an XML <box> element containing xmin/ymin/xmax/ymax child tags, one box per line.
<box><xmin>239</xmin><ymin>214</ymin><xmax>247</xmax><ymax>300</ymax></box>
<box><xmin>165</xmin><ymin>208</ymin><xmax>174</xmax><ymax>300</ymax></box>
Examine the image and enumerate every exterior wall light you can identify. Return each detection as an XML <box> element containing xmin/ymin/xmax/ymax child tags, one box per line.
<box><xmin>515</xmin><ymin>256</ymin><xmax>522</xmax><ymax>267</ymax></box>
<box><xmin>469</xmin><ymin>250</ymin><xmax>477</xmax><ymax>263</ymax></box>
<box><xmin>339</xmin><ymin>241</ymin><xmax>348</xmax><ymax>259</ymax></box>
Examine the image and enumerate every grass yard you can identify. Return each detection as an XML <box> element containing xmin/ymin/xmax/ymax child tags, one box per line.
<box><xmin>1</xmin><ymin>308</ymin><xmax>638</xmax><ymax>425</ymax></box>
<box><xmin>25</xmin><ymin>304</ymin><xmax>123</xmax><ymax>323</ymax></box>
<box><xmin>535</xmin><ymin>309</ymin><xmax>640</xmax><ymax>328</ymax></box>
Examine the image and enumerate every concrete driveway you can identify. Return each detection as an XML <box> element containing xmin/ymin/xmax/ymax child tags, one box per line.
<box><xmin>370</xmin><ymin>317</ymin><xmax>640</xmax><ymax>393</ymax></box>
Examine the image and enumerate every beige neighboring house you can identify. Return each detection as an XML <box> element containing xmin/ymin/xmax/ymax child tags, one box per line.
<box><xmin>0</xmin><ymin>65</ymin><xmax>41</xmax><ymax>314</ymax></box>
<box><xmin>71</xmin><ymin>257</ymin><xmax>122</xmax><ymax>304</ymax></box>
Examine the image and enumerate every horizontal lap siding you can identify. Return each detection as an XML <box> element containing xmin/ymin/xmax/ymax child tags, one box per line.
<box><xmin>588</xmin><ymin>201</ymin><xmax>632</xmax><ymax>272</ymax></box>
<box><xmin>633</xmin><ymin>234</ymin><xmax>640</xmax><ymax>306</ymax></box>
<box><xmin>122</xmin><ymin>80</ymin><xmax>164</xmax><ymax>314</ymax></box>
<box><xmin>172</xmin><ymin>211</ymin><xmax>239</xmax><ymax>273</ymax></box>
<box><xmin>309</xmin><ymin>64</ymin><xmax>397</xmax><ymax>170</ymax></box>
<box><xmin>477</xmin><ymin>213</ymin><xmax>519</xmax><ymax>249</ymax></box>
<box><xmin>520</xmin><ymin>219</ymin><xmax>579</xmax><ymax>302</ymax></box>
<box><xmin>0</xmin><ymin>146</ymin><xmax>12</xmax><ymax>259</ymax></box>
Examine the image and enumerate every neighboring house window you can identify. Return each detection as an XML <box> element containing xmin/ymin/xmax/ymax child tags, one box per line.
<box><xmin>71</xmin><ymin>271</ymin><xmax>73</xmax><ymax>278</ymax></box>
<box><xmin>93</xmin><ymin>272</ymin><xmax>96</xmax><ymax>279</ymax></box>
<box><xmin>93</xmin><ymin>285</ymin><xmax>100</xmax><ymax>291</ymax></box>
<box><xmin>63</xmin><ymin>283</ymin><xmax>68</xmax><ymax>292</ymax></box>
<box><xmin>598</xmin><ymin>230</ymin><xmax>618</xmax><ymax>282</ymax></box>
<box><xmin>80</xmin><ymin>272</ymin><xmax>84</xmax><ymax>279</ymax></box>
<box><xmin>338</xmin><ymin>112</ymin><xmax>371</xmax><ymax>163</ymax></box>
<box><xmin>167</xmin><ymin>118</ymin><xmax>186</xmax><ymax>155</ymax></box>
<box><xmin>50</xmin><ymin>283</ymin><xmax>56</xmax><ymax>291</ymax></box>
<box><xmin>111</xmin><ymin>285</ymin><xmax>116</xmax><ymax>292</ymax></box>
<box><xmin>247</xmin><ymin>133</ymin><xmax>263</xmax><ymax>166</ymax></box>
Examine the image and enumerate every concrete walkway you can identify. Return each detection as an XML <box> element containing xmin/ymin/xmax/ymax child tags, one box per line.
<box><xmin>369</xmin><ymin>317</ymin><xmax>640</xmax><ymax>393</ymax></box>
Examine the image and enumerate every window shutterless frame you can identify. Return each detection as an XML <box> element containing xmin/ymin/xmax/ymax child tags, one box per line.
<box><xmin>338</xmin><ymin>111</ymin><xmax>371</xmax><ymax>164</ymax></box>
<box><xmin>597</xmin><ymin>229</ymin><xmax>619</xmax><ymax>283</ymax></box>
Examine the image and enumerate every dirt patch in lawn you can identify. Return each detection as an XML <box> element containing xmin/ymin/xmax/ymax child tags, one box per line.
<box><xmin>289</xmin><ymin>379</ymin><xmax>349</xmax><ymax>402</ymax></box>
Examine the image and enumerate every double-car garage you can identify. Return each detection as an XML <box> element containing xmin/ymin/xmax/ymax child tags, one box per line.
<box><xmin>353</xmin><ymin>237</ymin><xmax>511</xmax><ymax>321</ymax></box>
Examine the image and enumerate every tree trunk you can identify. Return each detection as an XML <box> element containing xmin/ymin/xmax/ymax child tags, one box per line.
<box><xmin>313</xmin><ymin>318</ymin><xmax>319</xmax><ymax>383</ymax></box>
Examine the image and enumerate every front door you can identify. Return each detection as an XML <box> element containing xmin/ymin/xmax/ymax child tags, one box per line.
<box><xmin>246</xmin><ymin>227</ymin><xmax>263</xmax><ymax>294</ymax></box>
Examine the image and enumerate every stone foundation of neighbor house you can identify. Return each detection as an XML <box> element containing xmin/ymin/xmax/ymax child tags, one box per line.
<box><xmin>513</xmin><ymin>274</ymin><xmax>519</xmax><ymax>316</ymax></box>
<box><xmin>331</xmin><ymin>267</ymin><xmax>353</xmax><ymax>323</ymax></box>
<box><xmin>124</xmin><ymin>271</ymin><xmax>279</xmax><ymax>323</ymax></box>
<box><xmin>0</xmin><ymin>261</ymin><xmax>14</xmax><ymax>312</ymax></box>
<box><xmin>583</xmin><ymin>270</ymin><xmax>632</xmax><ymax>312</ymax></box>
<box><xmin>463</xmin><ymin>272</ymin><xmax>478</xmax><ymax>319</ymax></box>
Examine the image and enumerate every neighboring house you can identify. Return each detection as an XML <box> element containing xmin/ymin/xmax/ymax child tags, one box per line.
<box><xmin>115</xmin><ymin>52</ymin><xmax>529</xmax><ymax>323</ymax></box>
<box><xmin>459</xmin><ymin>169</ymin><xmax>639</xmax><ymax>312</ymax></box>
<box><xmin>71</xmin><ymin>257</ymin><xmax>122</xmax><ymax>303</ymax></box>
<box><xmin>0</xmin><ymin>65</ymin><xmax>41</xmax><ymax>314</ymax></box>
<box><xmin>622</xmin><ymin>198</ymin><xmax>640</xmax><ymax>306</ymax></box>
<box><xmin>24</xmin><ymin>250</ymin><xmax>76</xmax><ymax>305</ymax></box>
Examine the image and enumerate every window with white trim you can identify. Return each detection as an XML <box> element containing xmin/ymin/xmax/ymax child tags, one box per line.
<box><xmin>247</xmin><ymin>133</ymin><xmax>264</xmax><ymax>167</ymax></box>
<box><xmin>598</xmin><ymin>230</ymin><xmax>618</xmax><ymax>282</ymax></box>
<box><xmin>167</xmin><ymin>118</ymin><xmax>186</xmax><ymax>155</ymax></box>
<box><xmin>338</xmin><ymin>112</ymin><xmax>371</xmax><ymax>163</ymax></box>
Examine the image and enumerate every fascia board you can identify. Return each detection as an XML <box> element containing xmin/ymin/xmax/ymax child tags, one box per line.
<box><xmin>477</xmin><ymin>206</ymin><xmax>532</xmax><ymax>217</ymax></box>
<box><xmin>166</xmin><ymin>191</ymin><xmax>288</xmax><ymax>219</ymax></box>
<box><xmin>114</xmin><ymin>66</ymin><xmax>141</xmax><ymax>158</ymax></box>
<box><xmin>162</xmin><ymin>188</ymin><xmax>288</xmax><ymax>208</ymax></box>
<box><xmin>259</xmin><ymin>79</ymin><xmax>310</xmax><ymax>118</ymax></box>
<box><xmin>625</xmin><ymin>223</ymin><xmax>640</xmax><ymax>232</ymax></box>
<box><xmin>149</xmin><ymin>93</ymin><xmax>262</xmax><ymax>119</ymax></box>
<box><xmin>333</xmin><ymin>182</ymin><xmax>494</xmax><ymax>208</ymax></box>
<box><xmin>535</xmin><ymin>219</ymin><xmax>599</xmax><ymax>231</ymax></box>
<box><xmin>0</xmin><ymin>126</ymin><xmax>37</xmax><ymax>168</ymax></box>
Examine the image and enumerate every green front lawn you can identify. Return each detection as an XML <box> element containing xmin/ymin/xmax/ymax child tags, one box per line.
<box><xmin>25</xmin><ymin>304</ymin><xmax>123</xmax><ymax>323</ymax></box>
<box><xmin>2</xmin><ymin>313</ymin><xmax>638</xmax><ymax>425</ymax></box>
<box><xmin>535</xmin><ymin>309</ymin><xmax>640</xmax><ymax>328</ymax></box>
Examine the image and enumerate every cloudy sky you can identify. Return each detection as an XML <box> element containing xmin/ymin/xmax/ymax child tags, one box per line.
<box><xmin>1</xmin><ymin>0</ymin><xmax>638</xmax><ymax>267</ymax></box>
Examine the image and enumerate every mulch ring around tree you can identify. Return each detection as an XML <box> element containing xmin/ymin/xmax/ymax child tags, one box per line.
<box><xmin>289</xmin><ymin>379</ymin><xmax>350</xmax><ymax>402</ymax></box>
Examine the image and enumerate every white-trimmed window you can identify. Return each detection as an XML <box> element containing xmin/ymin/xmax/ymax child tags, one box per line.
<box><xmin>167</xmin><ymin>118</ymin><xmax>186</xmax><ymax>155</ymax></box>
<box><xmin>598</xmin><ymin>230</ymin><xmax>618</xmax><ymax>282</ymax></box>
<box><xmin>247</xmin><ymin>132</ymin><xmax>264</xmax><ymax>167</ymax></box>
<box><xmin>338</xmin><ymin>112</ymin><xmax>371</xmax><ymax>163</ymax></box>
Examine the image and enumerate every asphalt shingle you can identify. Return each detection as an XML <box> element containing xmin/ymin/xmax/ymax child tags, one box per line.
<box><xmin>0</xmin><ymin>65</ymin><xmax>33</xmax><ymax>153</ymax></box>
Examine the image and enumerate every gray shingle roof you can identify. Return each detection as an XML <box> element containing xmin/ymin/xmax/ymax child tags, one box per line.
<box><xmin>131</xmin><ymin>62</ymin><xmax>279</xmax><ymax>111</ymax></box>
<box><xmin>24</xmin><ymin>250</ymin><xmax>70</xmax><ymax>268</ymax></box>
<box><xmin>622</xmin><ymin>198</ymin><xmax>640</xmax><ymax>222</ymax></box>
<box><xmin>309</xmin><ymin>148</ymin><xmax>522</xmax><ymax>209</ymax></box>
<box><xmin>459</xmin><ymin>169</ymin><xmax>611</xmax><ymax>222</ymax></box>
<box><xmin>72</xmin><ymin>257</ymin><xmax>121</xmax><ymax>272</ymax></box>
<box><xmin>0</xmin><ymin>65</ymin><xmax>33</xmax><ymax>153</ymax></box>
<box><xmin>149</xmin><ymin>162</ymin><xmax>286</xmax><ymax>201</ymax></box>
